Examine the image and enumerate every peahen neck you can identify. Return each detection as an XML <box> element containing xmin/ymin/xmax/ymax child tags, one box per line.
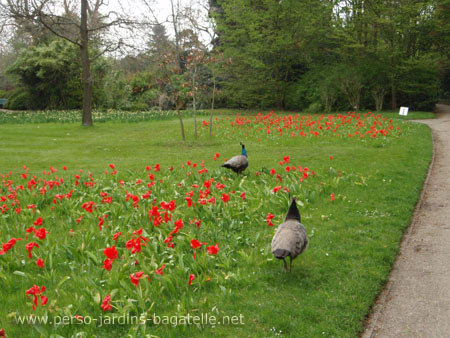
<box><xmin>241</xmin><ymin>147</ymin><xmax>247</xmax><ymax>157</ymax></box>
<box><xmin>285</xmin><ymin>199</ymin><xmax>301</xmax><ymax>222</ymax></box>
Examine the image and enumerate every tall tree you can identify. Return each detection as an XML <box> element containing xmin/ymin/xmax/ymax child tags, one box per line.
<box><xmin>212</xmin><ymin>0</ymin><xmax>334</xmax><ymax>109</ymax></box>
<box><xmin>0</xmin><ymin>0</ymin><xmax>133</xmax><ymax>125</ymax></box>
<box><xmin>148</xmin><ymin>23</ymin><xmax>172</xmax><ymax>58</ymax></box>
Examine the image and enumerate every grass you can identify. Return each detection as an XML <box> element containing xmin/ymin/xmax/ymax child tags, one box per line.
<box><xmin>375</xmin><ymin>110</ymin><xmax>435</xmax><ymax>120</ymax></box>
<box><xmin>0</xmin><ymin>110</ymin><xmax>433</xmax><ymax>337</ymax></box>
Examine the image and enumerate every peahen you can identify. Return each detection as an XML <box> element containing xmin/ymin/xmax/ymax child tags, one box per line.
<box><xmin>271</xmin><ymin>197</ymin><xmax>308</xmax><ymax>272</ymax></box>
<box><xmin>221</xmin><ymin>143</ymin><xmax>248</xmax><ymax>173</ymax></box>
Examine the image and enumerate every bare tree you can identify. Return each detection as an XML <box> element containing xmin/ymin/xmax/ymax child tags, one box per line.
<box><xmin>170</xmin><ymin>0</ymin><xmax>184</xmax><ymax>71</ymax></box>
<box><xmin>319</xmin><ymin>84</ymin><xmax>338</xmax><ymax>113</ymax></box>
<box><xmin>0</xmin><ymin>0</ymin><xmax>135</xmax><ymax>126</ymax></box>
<box><xmin>178</xmin><ymin>0</ymin><xmax>216</xmax><ymax>138</ymax></box>
<box><xmin>340</xmin><ymin>68</ymin><xmax>364</xmax><ymax>111</ymax></box>
<box><xmin>371</xmin><ymin>85</ymin><xmax>387</xmax><ymax>111</ymax></box>
<box><xmin>141</xmin><ymin>0</ymin><xmax>216</xmax><ymax>139</ymax></box>
<box><xmin>141</xmin><ymin>0</ymin><xmax>188</xmax><ymax>140</ymax></box>
<box><xmin>158</xmin><ymin>51</ymin><xmax>188</xmax><ymax>141</ymax></box>
<box><xmin>183</xmin><ymin>0</ymin><xmax>218</xmax><ymax>137</ymax></box>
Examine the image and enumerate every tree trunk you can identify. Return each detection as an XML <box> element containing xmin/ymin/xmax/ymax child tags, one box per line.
<box><xmin>80</xmin><ymin>0</ymin><xmax>93</xmax><ymax>126</ymax></box>
<box><xmin>171</xmin><ymin>0</ymin><xmax>184</xmax><ymax>70</ymax></box>
<box><xmin>391</xmin><ymin>75</ymin><xmax>397</xmax><ymax>110</ymax></box>
<box><xmin>372</xmin><ymin>87</ymin><xmax>386</xmax><ymax>111</ymax></box>
<box><xmin>209</xmin><ymin>77</ymin><xmax>216</xmax><ymax>137</ymax></box>
<box><xmin>192</xmin><ymin>68</ymin><xmax>197</xmax><ymax>138</ymax></box>
<box><xmin>175</xmin><ymin>102</ymin><xmax>185</xmax><ymax>142</ymax></box>
<box><xmin>373</xmin><ymin>23</ymin><xmax>378</xmax><ymax>49</ymax></box>
<box><xmin>323</xmin><ymin>91</ymin><xmax>336</xmax><ymax>113</ymax></box>
<box><xmin>177</xmin><ymin>106</ymin><xmax>186</xmax><ymax>141</ymax></box>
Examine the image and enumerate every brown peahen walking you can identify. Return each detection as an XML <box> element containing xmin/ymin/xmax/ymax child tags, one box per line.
<box><xmin>271</xmin><ymin>197</ymin><xmax>308</xmax><ymax>272</ymax></box>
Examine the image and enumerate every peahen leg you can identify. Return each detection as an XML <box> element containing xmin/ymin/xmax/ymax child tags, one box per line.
<box><xmin>283</xmin><ymin>258</ymin><xmax>287</xmax><ymax>273</ymax></box>
<box><xmin>289</xmin><ymin>256</ymin><xmax>292</xmax><ymax>273</ymax></box>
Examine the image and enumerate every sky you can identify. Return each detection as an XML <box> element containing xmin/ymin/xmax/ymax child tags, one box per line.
<box><xmin>0</xmin><ymin>0</ymin><xmax>212</xmax><ymax>55</ymax></box>
<box><xmin>106</xmin><ymin>0</ymin><xmax>212</xmax><ymax>55</ymax></box>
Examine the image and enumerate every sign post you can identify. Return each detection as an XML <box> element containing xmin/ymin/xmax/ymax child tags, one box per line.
<box><xmin>399</xmin><ymin>106</ymin><xmax>409</xmax><ymax>116</ymax></box>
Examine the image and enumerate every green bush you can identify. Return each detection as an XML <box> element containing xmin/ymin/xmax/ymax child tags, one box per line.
<box><xmin>4</xmin><ymin>87</ymin><xmax>33</xmax><ymax>110</ymax></box>
<box><xmin>6</xmin><ymin>38</ymin><xmax>113</xmax><ymax>110</ymax></box>
<box><xmin>304</xmin><ymin>101</ymin><xmax>323</xmax><ymax>114</ymax></box>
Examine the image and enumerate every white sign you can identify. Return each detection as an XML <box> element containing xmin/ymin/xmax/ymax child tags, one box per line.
<box><xmin>399</xmin><ymin>106</ymin><xmax>409</xmax><ymax>116</ymax></box>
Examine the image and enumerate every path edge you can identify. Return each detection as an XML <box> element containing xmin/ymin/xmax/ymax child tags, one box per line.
<box><xmin>360</xmin><ymin>118</ymin><xmax>436</xmax><ymax>338</ymax></box>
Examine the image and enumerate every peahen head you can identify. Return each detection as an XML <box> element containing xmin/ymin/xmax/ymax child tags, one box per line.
<box><xmin>240</xmin><ymin>142</ymin><xmax>247</xmax><ymax>157</ymax></box>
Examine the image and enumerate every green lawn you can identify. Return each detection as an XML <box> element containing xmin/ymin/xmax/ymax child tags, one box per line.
<box><xmin>0</xmin><ymin>111</ymin><xmax>433</xmax><ymax>337</ymax></box>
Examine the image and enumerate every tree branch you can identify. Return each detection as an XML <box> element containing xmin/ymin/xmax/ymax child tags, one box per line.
<box><xmin>36</xmin><ymin>13</ymin><xmax>81</xmax><ymax>46</ymax></box>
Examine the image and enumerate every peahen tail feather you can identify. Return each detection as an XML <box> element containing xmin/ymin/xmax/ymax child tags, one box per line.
<box><xmin>272</xmin><ymin>249</ymin><xmax>290</xmax><ymax>259</ymax></box>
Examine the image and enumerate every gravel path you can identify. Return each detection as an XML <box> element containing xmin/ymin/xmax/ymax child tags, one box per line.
<box><xmin>362</xmin><ymin>104</ymin><xmax>450</xmax><ymax>337</ymax></box>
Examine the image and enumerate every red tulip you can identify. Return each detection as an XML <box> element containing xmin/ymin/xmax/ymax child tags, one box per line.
<box><xmin>174</xmin><ymin>219</ymin><xmax>183</xmax><ymax>231</ymax></box>
<box><xmin>98</xmin><ymin>215</ymin><xmax>108</xmax><ymax>231</ymax></box>
<box><xmin>26</xmin><ymin>226</ymin><xmax>35</xmax><ymax>234</ymax></box>
<box><xmin>188</xmin><ymin>274</ymin><xmax>196</xmax><ymax>286</ymax></box>
<box><xmin>207</xmin><ymin>243</ymin><xmax>219</xmax><ymax>255</ymax></box>
<box><xmin>190</xmin><ymin>239</ymin><xmax>207</xmax><ymax>250</ymax></box>
<box><xmin>266</xmin><ymin>212</ymin><xmax>275</xmax><ymax>226</ymax></box>
<box><xmin>272</xmin><ymin>186</ymin><xmax>282</xmax><ymax>193</ymax></box>
<box><xmin>81</xmin><ymin>201</ymin><xmax>96</xmax><ymax>213</ymax></box>
<box><xmin>221</xmin><ymin>193</ymin><xmax>230</xmax><ymax>203</ymax></box>
<box><xmin>103</xmin><ymin>259</ymin><xmax>113</xmax><ymax>271</ymax></box>
<box><xmin>34</xmin><ymin>227</ymin><xmax>49</xmax><ymax>240</ymax></box>
<box><xmin>33</xmin><ymin>217</ymin><xmax>43</xmax><ymax>226</ymax></box>
<box><xmin>155</xmin><ymin>264</ymin><xmax>166</xmax><ymax>275</ymax></box>
<box><xmin>101</xmin><ymin>294</ymin><xmax>113</xmax><ymax>311</ymax></box>
<box><xmin>103</xmin><ymin>246</ymin><xmax>118</xmax><ymax>261</ymax></box>
<box><xmin>126</xmin><ymin>238</ymin><xmax>143</xmax><ymax>254</ymax></box>
<box><xmin>190</xmin><ymin>239</ymin><xmax>202</xmax><ymax>249</ymax></box>
<box><xmin>215</xmin><ymin>183</ymin><xmax>225</xmax><ymax>190</ymax></box>
<box><xmin>36</xmin><ymin>258</ymin><xmax>44</xmax><ymax>268</ymax></box>
<box><xmin>25</xmin><ymin>242</ymin><xmax>39</xmax><ymax>259</ymax></box>
<box><xmin>112</xmin><ymin>232</ymin><xmax>122</xmax><ymax>241</ymax></box>
<box><xmin>25</xmin><ymin>285</ymin><xmax>47</xmax><ymax>310</ymax></box>
<box><xmin>130</xmin><ymin>271</ymin><xmax>149</xmax><ymax>286</ymax></box>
